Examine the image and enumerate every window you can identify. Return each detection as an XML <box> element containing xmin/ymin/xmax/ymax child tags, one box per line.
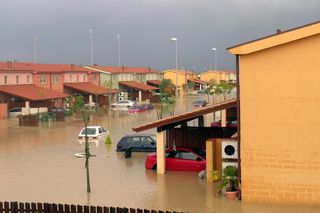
<box><xmin>27</xmin><ymin>75</ymin><xmax>30</xmax><ymax>83</ymax></box>
<box><xmin>180</xmin><ymin>151</ymin><xmax>198</xmax><ymax>160</ymax></box>
<box><xmin>53</xmin><ymin>75</ymin><xmax>59</xmax><ymax>83</ymax></box>
<box><xmin>77</xmin><ymin>75</ymin><xmax>79</xmax><ymax>82</ymax></box>
<box><xmin>16</xmin><ymin>75</ymin><xmax>19</xmax><ymax>84</ymax></box>
<box><xmin>93</xmin><ymin>74</ymin><xmax>97</xmax><ymax>81</ymax></box>
<box><xmin>40</xmin><ymin>75</ymin><xmax>47</xmax><ymax>84</ymax></box>
<box><xmin>69</xmin><ymin>75</ymin><xmax>72</xmax><ymax>82</ymax></box>
<box><xmin>4</xmin><ymin>76</ymin><xmax>8</xmax><ymax>84</ymax></box>
<box><xmin>83</xmin><ymin>75</ymin><xmax>86</xmax><ymax>82</ymax></box>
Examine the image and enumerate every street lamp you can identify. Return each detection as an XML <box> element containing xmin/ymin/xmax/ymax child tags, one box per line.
<box><xmin>89</xmin><ymin>29</ymin><xmax>94</xmax><ymax>66</ymax></box>
<box><xmin>117</xmin><ymin>34</ymin><xmax>121</xmax><ymax>68</ymax></box>
<box><xmin>171</xmin><ymin>37</ymin><xmax>178</xmax><ymax>96</ymax></box>
<box><xmin>33</xmin><ymin>37</ymin><xmax>38</xmax><ymax>64</ymax></box>
<box><xmin>212</xmin><ymin>48</ymin><xmax>217</xmax><ymax>70</ymax></box>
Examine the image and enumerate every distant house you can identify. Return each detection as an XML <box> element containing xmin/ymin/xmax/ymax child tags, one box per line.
<box><xmin>86</xmin><ymin>66</ymin><xmax>163</xmax><ymax>101</ymax></box>
<box><xmin>228</xmin><ymin>21</ymin><xmax>320</xmax><ymax>205</ymax></box>
<box><xmin>200</xmin><ymin>70</ymin><xmax>236</xmax><ymax>84</ymax></box>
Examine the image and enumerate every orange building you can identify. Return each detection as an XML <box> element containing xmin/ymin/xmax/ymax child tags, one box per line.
<box><xmin>200</xmin><ymin>70</ymin><xmax>236</xmax><ymax>84</ymax></box>
<box><xmin>228</xmin><ymin>21</ymin><xmax>320</xmax><ymax>204</ymax></box>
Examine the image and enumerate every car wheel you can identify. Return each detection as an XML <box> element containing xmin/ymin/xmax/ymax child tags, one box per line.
<box><xmin>152</xmin><ymin>164</ymin><xmax>157</xmax><ymax>170</ymax></box>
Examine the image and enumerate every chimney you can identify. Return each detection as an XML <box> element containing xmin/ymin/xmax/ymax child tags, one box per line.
<box><xmin>148</xmin><ymin>67</ymin><xmax>151</xmax><ymax>72</ymax></box>
<box><xmin>276</xmin><ymin>29</ymin><xmax>282</xmax><ymax>34</ymax></box>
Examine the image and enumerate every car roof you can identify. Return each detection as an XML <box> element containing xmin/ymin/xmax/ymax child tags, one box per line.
<box><xmin>81</xmin><ymin>126</ymin><xmax>103</xmax><ymax>129</ymax></box>
<box><xmin>123</xmin><ymin>134</ymin><xmax>155</xmax><ymax>137</ymax></box>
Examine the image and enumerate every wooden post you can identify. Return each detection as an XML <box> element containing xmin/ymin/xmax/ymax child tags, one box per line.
<box><xmin>206</xmin><ymin>139</ymin><xmax>215</xmax><ymax>182</ymax></box>
<box><xmin>221</xmin><ymin>109</ymin><xmax>227</xmax><ymax>127</ymax></box>
<box><xmin>89</xmin><ymin>95</ymin><xmax>93</xmax><ymax>107</ymax></box>
<box><xmin>138</xmin><ymin>91</ymin><xmax>142</xmax><ymax>102</ymax></box>
<box><xmin>156</xmin><ymin>131</ymin><xmax>165</xmax><ymax>174</ymax></box>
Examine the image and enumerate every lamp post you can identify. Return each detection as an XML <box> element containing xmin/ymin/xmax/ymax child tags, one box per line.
<box><xmin>171</xmin><ymin>37</ymin><xmax>178</xmax><ymax>96</ymax></box>
<box><xmin>117</xmin><ymin>34</ymin><xmax>121</xmax><ymax>68</ymax></box>
<box><xmin>212</xmin><ymin>48</ymin><xmax>217</xmax><ymax>70</ymax></box>
<box><xmin>89</xmin><ymin>29</ymin><xmax>94</xmax><ymax>66</ymax></box>
<box><xmin>33</xmin><ymin>37</ymin><xmax>38</xmax><ymax>64</ymax></box>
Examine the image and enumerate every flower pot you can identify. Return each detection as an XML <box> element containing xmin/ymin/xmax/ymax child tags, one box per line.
<box><xmin>225</xmin><ymin>191</ymin><xmax>238</xmax><ymax>200</ymax></box>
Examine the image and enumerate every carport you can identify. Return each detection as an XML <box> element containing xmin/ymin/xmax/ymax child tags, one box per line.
<box><xmin>132</xmin><ymin>99</ymin><xmax>237</xmax><ymax>174</ymax></box>
<box><xmin>0</xmin><ymin>84</ymin><xmax>68</xmax><ymax>118</ymax></box>
<box><xmin>119</xmin><ymin>81</ymin><xmax>158</xmax><ymax>101</ymax></box>
<box><xmin>64</xmin><ymin>82</ymin><xmax>119</xmax><ymax>106</ymax></box>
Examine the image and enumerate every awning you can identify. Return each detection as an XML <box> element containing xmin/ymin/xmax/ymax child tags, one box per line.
<box><xmin>119</xmin><ymin>81</ymin><xmax>158</xmax><ymax>91</ymax></box>
<box><xmin>64</xmin><ymin>82</ymin><xmax>119</xmax><ymax>95</ymax></box>
<box><xmin>0</xmin><ymin>84</ymin><xmax>68</xmax><ymax>101</ymax></box>
<box><xmin>133</xmin><ymin>99</ymin><xmax>237</xmax><ymax>132</ymax></box>
<box><xmin>147</xmin><ymin>80</ymin><xmax>161</xmax><ymax>86</ymax></box>
<box><xmin>187</xmin><ymin>79</ymin><xmax>208</xmax><ymax>84</ymax></box>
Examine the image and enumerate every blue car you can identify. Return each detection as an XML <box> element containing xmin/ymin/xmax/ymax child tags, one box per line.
<box><xmin>116</xmin><ymin>134</ymin><xmax>156</xmax><ymax>152</ymax></box>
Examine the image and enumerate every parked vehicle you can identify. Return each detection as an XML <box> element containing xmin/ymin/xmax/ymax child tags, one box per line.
<box><xmin>193</xmin><ymin>100</ymin><xmax>208</xmax><ymax>108</ymax></box>
<box><xmin>145</xmin><ymin>147</ymin><xmax>206</xmax><ymax>171</ymax></box>
<box><xmin>110</xmin><ymin>100</ymin><xmax>135</xmax><ymax>110</ymax></box>
<box><xmin>116</xmin><ymin>134</ymin><xmax>156</xmax><ymax>152</ymax></box>
<box><xmin>141</xmin><ymin>103</ymin><xmax>153</xmax><ymax>110</ymax></box>
<box><xmin>128</xmin><ymin>104</ymin><xmax>146</xmax><ymax>113</ymax></box>
<box><xmin>50</xmin><ymin>107</ymin><xmax>70</xmax><ymax>116</ymax></box>
<box><xmin>8</xmin><ymin>107</ymin><xmax>22</xmax><ymax>117</ymax></box>
<box><xmin>78</xmin><ymin>126</ymin><xmax>109</xmax><ymax>144</ymax></box>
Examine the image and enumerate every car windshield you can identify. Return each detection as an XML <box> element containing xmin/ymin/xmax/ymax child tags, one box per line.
<box><xmin>194</xmin><ymin>100</ymin><xmax>206</xmax><ymax>104</ymax></box>
<box><xmin>80</xmin><ymin>128</ymin><xmax>96</xmax><ymax>135</ymax></box>
<box><xmin>193</xmin><ymin>148</ymin><xmax>206</xmax><ymax>159</ymax></box>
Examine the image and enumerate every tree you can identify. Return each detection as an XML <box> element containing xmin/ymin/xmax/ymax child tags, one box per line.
<box><xmin>219</xmin><ymin>81</ymin><xmax>235</xmax><ymax>100</ymax></box>
<box><xmin>70</xmin><ymin>95</ymin><xmax>93</xmax><ymax>193</ymax></box>
<box><xmin>159</xmin><ymin>79</ymin><xmax>175</xmax><ymax>96</ymax></box>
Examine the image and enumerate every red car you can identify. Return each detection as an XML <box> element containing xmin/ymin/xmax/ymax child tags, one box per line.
<box><xmin>145</xmin><ymin>147</ymin><xmax>206</xmax><ymax>171</ymax></box>
<box><xmin>128</xmin><ymin>104</ymin><xmax>146</xmax><ymax>113</ymax></box>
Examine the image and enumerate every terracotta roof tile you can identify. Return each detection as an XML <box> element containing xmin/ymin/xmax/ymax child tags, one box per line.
<box><xmin>119</xmin><ymin>81</ymin><xmax>158</xmax><ymax>91</ymax></box>
<box><xmin>64</xmin><ymin>82</ymin><xmax>119</xmax><ymax>95</ymax></box>
<box><xmin>147</xmin><ymin>80</ymin><xmax>161</xmax><ymax>86</ymax></box>
<box><xmin>90</xmin><ymin>66</ymin><xmax>160</xmax><ymax>74</ymax></box>
<box><xmin>0</xmin><ymin>84</ymin><xmax>68</xmax><ymax>101</ymax></box>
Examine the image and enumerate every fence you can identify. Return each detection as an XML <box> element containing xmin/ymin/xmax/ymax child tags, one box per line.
<box><xmin>0</xmin><ymin>202</ymin><xmax>185</xmax><ymax>213</ymax></box>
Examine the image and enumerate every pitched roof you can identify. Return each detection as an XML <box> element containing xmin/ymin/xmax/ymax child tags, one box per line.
<box><xmin>0</xmin><ymin>84</ymin><xmax>68</xmax><ymax>101</ymax></box>
<box><xmin>64</xmin><ymin>82</ymin><xmax>119</xmax><ymax>95</ymax></box>
<box><xmin>147</xmin><ymin>80</ymin><xmax>161</xmax><ymax>86</ymax></box>
<box><xmin>119</xmin><ymin>81</ymin><xmax>158</xmax><ymax>91</ymax></box>
<box><xmin>201</xmin><ymin>70</ymin><xmax>236</xmax><ymax>74</ymax></box>
<box><xmin>187</xmin><ymin>79</ymin><xmax>208</xmax><ymax>84</ymax></box>
<box><xmin>87</xmin><ymin>66</ymin><xmax>160</xmax><ymax>74</ymax></box>
<box><xmin>0</xmin><ymin>62</ymin><xmax>97</xmax><ymax>73</ymax></box>
<box><xmin>228</xmin><ymin>21</ymin><xmax>320</xmax><ymax>55</ymax></box>
<box><xmin>132</xmin><ymin>99</ymin><xmax>237</xmax><ymax>132</ymax></box>
<box><xmin>162</xmin><ymin>69</ymin><xmax>194</xmax><ymax>75</ymax></box>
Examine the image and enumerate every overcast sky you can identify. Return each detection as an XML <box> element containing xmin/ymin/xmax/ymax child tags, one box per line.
<box><xmin>1</xmin><ymin>0</ymin><xmax>319</xmax><ymax>71</ymax></box>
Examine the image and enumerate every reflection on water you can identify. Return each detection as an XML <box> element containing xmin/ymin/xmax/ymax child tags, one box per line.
<box><xmin>0</xmin><ymin>95</ymin><xmax>319</xmax><ymax>213</ymax></box>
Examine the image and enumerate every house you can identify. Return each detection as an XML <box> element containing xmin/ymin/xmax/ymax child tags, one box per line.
<box><xmin>0</xmin><ymin>62</ymin><xmax>118</xmax><ymax>118</ymax></box>
<box><xmin>86</xmin><ymin>66</ymin><xmax>162</xmax><ymax>101</ymax></box>
<box><xmin>228</xmin><ymin>21</ymin><xmax>320</xmax><ymax>205</ymax></box>
<box><xmin>200</xmin><ymin>70</ymin><xmax>236</xmax><ymax>84</ymax></box>
<box><xmin>163</xmin><ymin>69</ymin><xmax>202</xmax><ymax>94</ymax></box>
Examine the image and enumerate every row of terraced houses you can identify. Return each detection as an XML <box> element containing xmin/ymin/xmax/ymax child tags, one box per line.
<box><xmin>0</xmin><ymin>61</ymin><xmax>235</xmax><ymax>118</ymax></box>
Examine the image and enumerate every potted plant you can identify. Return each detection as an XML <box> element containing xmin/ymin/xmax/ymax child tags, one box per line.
<box><xmin>217</xmin><ymin>165</ymin><xmax>239</xmax><ymax>200</ymax></box>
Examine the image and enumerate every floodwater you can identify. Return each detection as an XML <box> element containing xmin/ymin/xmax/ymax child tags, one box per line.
<box><xmin>0</xmin><ymin>95</ymin><xmax>319</xmax><ymax>213</ymax></box>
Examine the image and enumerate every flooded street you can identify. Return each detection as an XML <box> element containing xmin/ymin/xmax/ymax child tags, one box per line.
<box><xmin>0</xmin><ymin>95</ymin><xmax>319</xmax><ymax>213</ymax></box>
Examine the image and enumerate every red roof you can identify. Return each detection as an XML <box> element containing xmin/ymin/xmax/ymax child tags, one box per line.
<box><xmin>119</xmin><ymin>81</ymin><xmax>158</xmax><ymax>91</ymax></box>
<box><xmin>91</xmin><ymin>65</ymin><xmax>160</xmax><ymax>74</ymax></box>
<box><xmin>147</xmin><ymin>80</ymin><xmax>161</xmax><ymax>86</ymax></box>
<box><xmin>187</xmin><ymin>79</ymin><xmax>208</xmax><ymax>84</ymax></box>
<box><xmin>0</xmin><ymin>84</ymin><xmax>68</xmax><ymax>101</ymax></box>
<box><xmin>0</xmin><ymin>62</ymin><xmax>97</xmax><ymax>73</ymax></box>
<box><xmin>64</xmin><ymin>82</ymin><xmax>119</xmax><ymax>95</ymax></box>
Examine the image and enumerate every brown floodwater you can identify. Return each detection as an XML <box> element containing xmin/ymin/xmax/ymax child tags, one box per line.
<box><xmin>0</xmin><ymin>95</ymin><xmax>319</xmax><ymax>213</ymax></box>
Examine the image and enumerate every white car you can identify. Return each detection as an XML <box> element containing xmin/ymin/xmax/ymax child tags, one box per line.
<box><xmin>110</xmin><ymin>100</ymin><xmax>135</xmax><ymax>110</ymax></box>
<box><xmin>78</xmin><ymin>126</ymin><xmax>109</xmax><ymax>145</ymax></box>
<box><xmin>8</xmin><ymin>107</ymin><xmax>22</xmax><ymax>117</ymax></box>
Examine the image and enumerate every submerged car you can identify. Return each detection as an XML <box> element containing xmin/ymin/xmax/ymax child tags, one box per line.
<box><xmin>128</xmin><ymin>104</ymin><xmax>146</xmax><ymax>113</ymax></box>
<box><xmin>8</xmin><ymin>107</ymin><xmax>22</xmax><ymax>117</ymax></box>
<box><xmin>193</xmin><ymin>100</ymin><xmax>208</xmax><ymax>108</ymax></box>
<box><xmin>78</xmin><ymin>126</ymin><xmax>109</xmax><ymax>144</ymax></box>
<box><xmin>145</xmin><ymin>147</ymin><xmax>206</xmax><ymax>171</ymax></box>
<box><xmin>110</xmin><ymin>100</ymin><xmax>135</xmax><ymax>110</ymax></box>
<box><xmin>116</xmin><ymin>134</ymin><xmax>156</xmax><ymax>152</ymax></box>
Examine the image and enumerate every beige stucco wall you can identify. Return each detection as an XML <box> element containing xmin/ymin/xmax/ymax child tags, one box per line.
<box><xmin>240</xmin><ymin>34</ymin><xmax>320</xmax><ymax>204</ymax></box>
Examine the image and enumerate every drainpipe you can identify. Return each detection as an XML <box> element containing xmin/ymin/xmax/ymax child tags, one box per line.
<box><xmin>236</xmin><ymin>54</ymin><xmax>241</xmax><ymax>200</ymax></box>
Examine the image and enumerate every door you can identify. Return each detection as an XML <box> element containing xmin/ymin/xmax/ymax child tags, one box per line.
<box><xmin>140</xmin><ymin>136</ymin><xmax>156</xmax><ymax>152</ymax></box>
